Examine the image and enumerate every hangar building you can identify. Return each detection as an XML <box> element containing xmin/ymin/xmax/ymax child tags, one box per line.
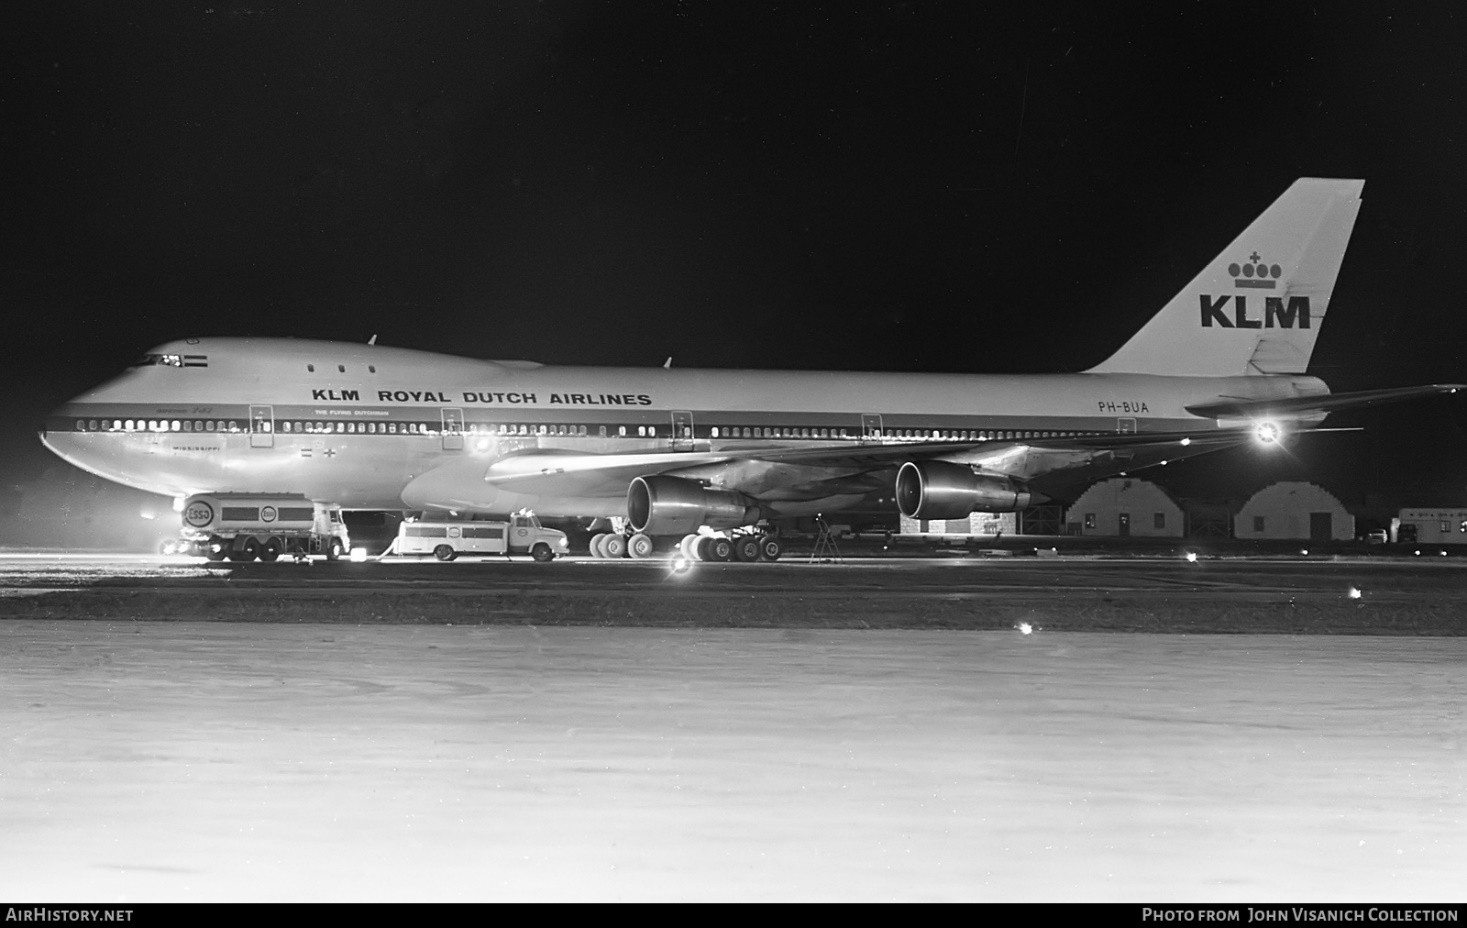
<box><xmin>1234</xmin><ymin>482</ymin><xmax>1354</xmax><ymax>542</ymax></box>
<box><xmin>1065</xmin><ymin>478</ymin><xmax>1184</xmax><ymax>537</ymax></box>
<box><xmin>1395</xmin><ymin>509</ymin><xmax>1467</xmax><ymax>544</ymax></box>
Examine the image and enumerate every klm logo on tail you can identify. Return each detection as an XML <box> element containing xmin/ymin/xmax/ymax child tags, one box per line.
<box><xmin>1200</xmin><ymin>295</ymin><xmax>1310</xmax><ymax>329</ymax></box>
<box><xmin>1200</xmin><ymin>251</ymin><xmax>1309</xmax><ymax>329</ymax></box>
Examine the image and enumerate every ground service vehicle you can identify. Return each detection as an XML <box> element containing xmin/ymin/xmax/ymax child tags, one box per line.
<box><xmin>391</xmin><ymin>512</ymin><xmax>568</xmax><ymax>561</ymax></box>
<box><xmin>169</xmin><ymin>494</ymin><xmax>351</xmax><ymax>561</ymax></box>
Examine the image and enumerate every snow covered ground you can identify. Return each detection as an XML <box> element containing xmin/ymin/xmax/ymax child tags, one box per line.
<box><xmin>2</xmin><ymin>623</ymin><xmax>1463</xmax><ymax>901</ymax></box>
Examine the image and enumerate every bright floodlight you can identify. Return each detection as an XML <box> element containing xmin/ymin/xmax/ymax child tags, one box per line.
<box><xmin>1252</xmin><ymin>420</ymin><xmax>1282</xmax><ymax>445</ymax></box>
<box><xmin>1185</xmin><ymin>551</ymin><xmax>1198</xmax><ymax>563</ymax></box>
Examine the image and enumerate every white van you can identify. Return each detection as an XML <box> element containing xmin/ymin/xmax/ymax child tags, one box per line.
<box><xmin>393</xmin><ymin>512</ymin><xmax>568</xmax><ymax>561</ymax></box>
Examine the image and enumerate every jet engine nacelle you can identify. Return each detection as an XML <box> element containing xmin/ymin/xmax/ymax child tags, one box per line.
<box><xmin>895</xmin><ymin>460</ymin><xmax>1032</xmax><ymax>520</ymax></box>
<box><xmin>627</xmin><ymin>475</ymin><xmax>760</xmax><ymax>535</ymax></box>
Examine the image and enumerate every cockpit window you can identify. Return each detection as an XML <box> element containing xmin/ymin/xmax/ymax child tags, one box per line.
<box><xmin>131</xmin><ymin>353</ymin><xmax>207</xmax><ymax>368</ymax></box>
<box><xmin>133</xmin><ymin>354</ymin><xmax>184</xmax><ymax>368</ymax></box>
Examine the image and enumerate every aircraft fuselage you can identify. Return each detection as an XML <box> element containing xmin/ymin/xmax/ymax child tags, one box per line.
<box><xmin>40</xmin><ymin>337</ymin><xmax>1324</xmax><ymax>515</ymax></box>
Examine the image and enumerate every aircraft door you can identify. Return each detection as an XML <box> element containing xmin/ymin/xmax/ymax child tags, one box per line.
<box><xmin>861</xmin><ymin>413</ymin><xmax>884</xmax><ymax>442</ymax></box>
<box><xmin>441</xmin><ymin>407</ymin><xmax>464</xmax><ymax>451</ymax></box>
<box><xmin>249</xmin><ymin>405</ymin><xmax>274</xmax><ymax>448</ymax></box>
<box><xmin>671</xmin><ymin>410</ymin><xmax>694</xmax><ymax>451</ymax></box>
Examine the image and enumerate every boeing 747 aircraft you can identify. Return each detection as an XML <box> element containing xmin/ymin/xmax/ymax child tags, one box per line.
<box><xmin>40</xmin><ymin>178</ymin><xmax>1461</xmax><ymax>559</ymax></box>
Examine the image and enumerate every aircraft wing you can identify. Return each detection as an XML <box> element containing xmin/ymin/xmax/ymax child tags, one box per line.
<box><xmin>1184</xmin><ymin>384</ymin><xmax>1463</xmax><ymax>420</ymax></box>
<box><xmin>475</xmin><ymin>426</ymin><xmax>1279</xmax><ymax>501</ymax></box>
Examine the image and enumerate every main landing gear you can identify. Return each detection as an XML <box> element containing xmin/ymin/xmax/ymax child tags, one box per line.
<box><xmin>586</xmin><ymin>531</ymin><xmax>781</xmax><ymax>562</ymax></box>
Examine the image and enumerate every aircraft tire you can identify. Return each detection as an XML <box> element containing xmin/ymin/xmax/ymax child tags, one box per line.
<box><xmin>603</xmin><ymin>535</ymin><xmax>626</xmax><ymax>559</ymax></box>
<box><xmin>433</xmin><ymin>544</ymin><xmax>456</xmax><ymax>562</ymax></box>
<box><xmin>589</xmin><ymin>533</ymin><xmax>609</xmax><ymax>558</ymax></box>
<box><xmin>679</xmin><ymin>534</ymin><xmax>702</xmax><ymax>561</ymax></box>
<box><xmin>759</xmin><ymin>536</ymin><xmax>782</xmax><ymax>561</ymax></box>
<box><xmin>708</xmin><ymin>537</ymin><xmax>734</xmax><ymax>562</ymax></box>
<box><xmin>627</xmin><ymin>533</ymin><xmax>655</xmax><ymax>558</ymax></box>
<box><xmin>733</xmin><ymin>536</ymin><xmax>761</xmax><ymax>562</ymax></box>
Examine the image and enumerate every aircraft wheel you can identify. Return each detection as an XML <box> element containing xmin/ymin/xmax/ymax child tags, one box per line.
<box><xmin>602</xmin><ymin>535</ymin><xmax>627</xmax><ymax>559</ymax></box>
<box><xmin>531</xmin><ymin>543</ymin><xmax>555</xmax><ymax>562</ymax></box>
<box><xmin>708</xmin><ymin>537</ymin><xmax>734</xmax><ymax>561</ymax></box>
<box><xmin>733</xmin><ymin>536</ymin><xmax>761</xmax><ymax>562</ymax></box>
<box><xmin>679</xmin><ymin>534</ymin><xmax>702</xmax><ymax>561</ymax></box>
<box><xmin>588</xmin><ymin>533</ymin><xmax>609</xmax><ymax>558</ymax></box>
<box><xmin>433</xmin><ymin>544</ymin><xmax>456</xmax><ymax>562</ymax></box>
<box><xmin>259</xmin><ymin>537</ymin><xmax>282</xmax><ymax>562</ymax></box>
<box><xmin>206</xmin><ymin>535</ymin><xmax>228</xmax><ymax>561</ymax></box>
<box><xmin>627</xmin><ymin>533</ymin><xmax>655</xmax><ymax>558</ymax></box>
<box><xmin>759</xmin><ymin>536</ymin><xmax>782</xmax><ymax>561</ymax></box>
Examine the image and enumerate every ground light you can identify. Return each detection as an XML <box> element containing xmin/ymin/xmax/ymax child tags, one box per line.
<box><xmin>1185</xmin><ymin>551</ymin><xmax>1198</xmax><ymax>563</ymax></box>
<box><xmin>350</xmin><ymin>547</ymin><xmax>369</xmax><ymax>562</ymax></box>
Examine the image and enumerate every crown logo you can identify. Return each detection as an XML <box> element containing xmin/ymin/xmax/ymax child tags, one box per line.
<box><xmin>1228</xmin><ymin>251</ymin><xmax>1280</xmax><ymax>289</ymax></box>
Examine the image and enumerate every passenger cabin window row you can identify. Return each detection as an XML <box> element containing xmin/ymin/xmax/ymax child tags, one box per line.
<box><xmin>80</xmin><ymin>419</ymin><xmax>242</xmax><ymax>433</ymax></box>
<box><xmin>72</xmin><ymin>419</ymin><xmax>1107</xmax><ymax>440</ymax></box>
<box><xmin>707</xmin><ymin>427</ymin><xmax>1100</xmax><ymax>441</ymax></box>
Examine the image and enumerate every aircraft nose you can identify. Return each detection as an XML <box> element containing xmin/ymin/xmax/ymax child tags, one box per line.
<box><xmin>39</xmin><ymin>389</ymin><xmax>123</xmax><ymax>484</ymax></box>
<box><xmin>39</xmin><ymin>420</ymin><xmax>94</xmax><ymax>477</ymax></box>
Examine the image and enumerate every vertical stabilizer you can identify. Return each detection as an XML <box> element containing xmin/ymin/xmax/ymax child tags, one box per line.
<box><xmin>1086</xmin><ymin>178</ymin><xmax>1364</xmax><ymax>377</ymax></box>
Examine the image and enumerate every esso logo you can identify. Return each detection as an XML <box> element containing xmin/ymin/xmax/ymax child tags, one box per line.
<box><xmin>261</xmin><ymin>506</ymin><xmax>277</xmax><ymax>523</ymax></box>
<box><xmin>184</xmin><ymin>502</ymin><xmax>215</xmax><ymax>528</ymax></box>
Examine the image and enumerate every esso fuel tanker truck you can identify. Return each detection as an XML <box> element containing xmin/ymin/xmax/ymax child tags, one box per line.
<box><xmin>164</xmin><ymin>494</ymin><xmax>351</xmax><ymax>562</ymax></box>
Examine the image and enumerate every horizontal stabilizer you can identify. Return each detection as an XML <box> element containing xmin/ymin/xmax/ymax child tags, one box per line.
<box><xmin>1185</xmin><ymin>384</ymin><xmax>1464</xmax><ymax>419</ymax></box>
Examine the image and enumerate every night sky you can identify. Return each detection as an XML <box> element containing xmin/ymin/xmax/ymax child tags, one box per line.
<box><xmin>4</xmin><ymin>2</ymin><xmax>1466</xmax><ymax>534</ymax></box>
